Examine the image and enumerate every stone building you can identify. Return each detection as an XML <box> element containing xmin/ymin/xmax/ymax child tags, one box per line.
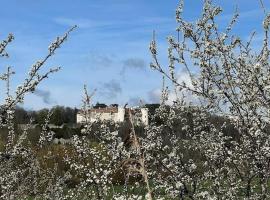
<box><xmin>76</xmin><ymin>105</ymin><xmax>148</xmax><ymax>126</ymax></box>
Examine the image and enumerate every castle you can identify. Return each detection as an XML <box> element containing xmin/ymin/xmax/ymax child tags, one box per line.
<box><xmin>76</xmin><ymin>105</ymin><xmax>149</xmax><ymax>126</ymax></box>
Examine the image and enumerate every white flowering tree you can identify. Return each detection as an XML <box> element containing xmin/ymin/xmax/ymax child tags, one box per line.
<box><xmin>148</xmin><ymin>0</ymin><xmax>270</xmax><ymax>199</ymax></box>
<box><xmin>0</xmin><ymin>26</ymin><xmax>76</xmax><ymax>199</ymax></box>
<box><xmin>2</xmin><ymin>0</ymin><xmax>270</xmax><ymax>199</ymax></box>
<box><xmin>64</xmin><ymin>86</ymin><xmax>153</xmax><ymax>199</ymax></box>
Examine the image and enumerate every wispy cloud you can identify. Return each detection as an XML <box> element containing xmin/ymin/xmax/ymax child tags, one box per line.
<box><xmin>33</xmin><ymin>89</ymin><xmax>56</xmax><ymax>104</ymax></box>
<box><xmin>99</xmin><ymin>79</ymin><xmax>122</xmax><ymax>99</ymax></box>
<box><xmin>83</xmin><ymin>52</ymin><xmax>115</xmax><ymax>69</ymax></box>
<box><xmin>53</xmin><ymin>16</ymin><xmax>173</xmax><ymax>30</ymax></box>
<box><xmin>148</xmin><ymin>88</ymin><xmax>161</xmax><ymax>103</ymax></box>
<box><xmin>120</xmin><ymin>58</ymin><xmax>146</xmax><ymax>75</ymax></box>
<box><xmin>218</xmin><ymin>9</ymin><xmax>262</xmax><ymax>22</ymax></box>
<box><xmin>142</xmin><ymin>17</ymin><xmax>173</xmax><ymax>24</ymax></box>
<box><xmin>53</xmin><ymin>17</ymin><xmax>110</xmax><ymax>29</ymax></box>
<box><xmin>128</xmin><ymin>97</ymin><xmax>146</xmax><ymax>106</ymax></box>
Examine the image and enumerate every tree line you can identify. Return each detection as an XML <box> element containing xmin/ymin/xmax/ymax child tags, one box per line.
<box><xmin>14</xmin><ymin>106</ymin><xmax>78</xmax><ymax>125</ymax></box>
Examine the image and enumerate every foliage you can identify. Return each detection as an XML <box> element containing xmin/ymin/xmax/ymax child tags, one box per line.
<box><xmin>1</xmin><ymin>0</ymin><xmax>270</xmax><ymax>199</ymax></box>
<box><xmin>0</xmin><ymin>26</ymin><xmax>77</xmax><ymax>199</ymax></box>
<box><xmin>149</xmin><ymin>0</ymin><xmax>270</xmax><ymax>198</ymax></box>
<box><xmin>14</xmin><ymin>106</ymin><xmax>78</xmax><ymax>125</ymax></box>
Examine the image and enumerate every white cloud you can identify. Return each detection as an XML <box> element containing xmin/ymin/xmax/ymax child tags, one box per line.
<box><xmin>148</xmin><ymin>70</ymin><xmax>199</xmax><ymax>105</ymax></box>
<box><xmin>148</xmin><ymin>88</ymin><xmax>161</xmax><ymax>103</ymax></box>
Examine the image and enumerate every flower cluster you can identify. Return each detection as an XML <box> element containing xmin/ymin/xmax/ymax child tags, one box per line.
<box><xmin>149</xmin><ymin>0</ymin><xmax>270</xmax><ymax>198</ymax></box>
<box><xmin>1</xmin><ymin>0</ymin><xmax>270</xmax><ymax>199</ymax></box>
<box><xmin>0</xmin><ymin>27</ymin><xmax>76</xmax><ymax>199</ymax></box>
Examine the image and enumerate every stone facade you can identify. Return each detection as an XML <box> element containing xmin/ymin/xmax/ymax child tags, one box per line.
<box><xmin>77</xmin><ymin>106</ymin><xmax>148</xmax><ymax>125</ymax></box>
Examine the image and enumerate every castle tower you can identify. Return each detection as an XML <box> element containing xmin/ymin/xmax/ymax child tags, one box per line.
<box><xmin>141</xmin><ymin>108</ymin><xmax>149</xmax><ymax>126</ymax></box>
<box><xmin>117</xmin><ymin>107</ymin><xmax>125</xmax><ymax>122</ymax></box>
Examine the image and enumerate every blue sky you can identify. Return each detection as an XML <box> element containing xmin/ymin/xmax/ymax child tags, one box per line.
<box><xmin>0</xmin><ymin>0</ymin><xmax>269</xmax><ymax>110</ymax></box>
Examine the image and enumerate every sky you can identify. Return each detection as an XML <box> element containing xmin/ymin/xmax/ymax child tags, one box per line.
<box><xmin>0</xmin><ymin>0</ymin><xmax>269</xmax><ymax>110</ymax></box>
